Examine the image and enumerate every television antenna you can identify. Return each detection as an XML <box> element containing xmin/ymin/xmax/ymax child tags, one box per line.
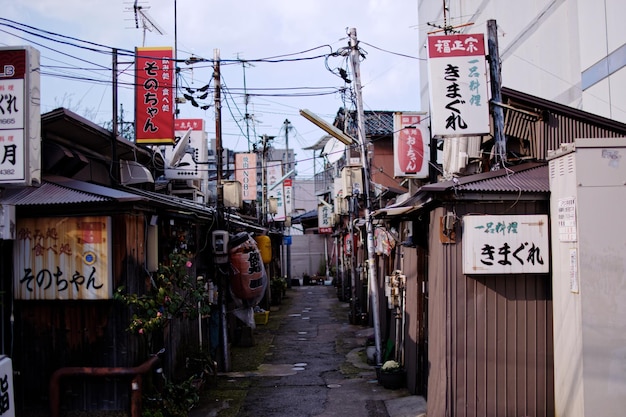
<box><xmin>127</xmin><ymin>1</ymin><xmax>166</xmax><ymax>46</ymax></box>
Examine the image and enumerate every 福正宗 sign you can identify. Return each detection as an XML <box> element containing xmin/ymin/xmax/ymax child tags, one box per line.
<box><xmin>13</xmin><ymin>216</ymin><xmax>113</xmax><ymax>300</ymax></box>
<box><xmin>135</xmin><ymin>47</ymin><xmax>175</xmax><ymax>145</ymax></box>
<box><xmin>427</xmin><ymin>33</ymin><xmax>490</xmax><ymax>137</ymax></box>
<box><xmin>463</xmin><ymin>214</ymin><xmax>549</xmax><ymax>274</ymax></box>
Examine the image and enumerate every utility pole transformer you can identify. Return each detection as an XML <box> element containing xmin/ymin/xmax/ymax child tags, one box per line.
<box><xmin>349</xmin><ymin>27</ymin><xmax>383</xmax><ymax>366</ymax></box>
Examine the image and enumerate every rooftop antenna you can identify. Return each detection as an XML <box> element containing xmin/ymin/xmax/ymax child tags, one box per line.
<box><xmin>426</xmin><ymin>0</ymin><xmax>474</xmax><ymax>34</ymax></box>
<box><xmin>130</xmin><ymin>0</ymin><xmax>166</xmax><ymax>46</ymax></box>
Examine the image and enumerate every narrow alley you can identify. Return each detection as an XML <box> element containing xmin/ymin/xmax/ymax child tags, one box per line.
<box><xmin>190</xmin><ymin>284</ymin><xmax>426</xmax><ymax>417</ymax></box>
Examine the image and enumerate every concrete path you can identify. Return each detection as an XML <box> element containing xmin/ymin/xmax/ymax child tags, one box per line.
<box><xmin>190</xmin><ymin>284</ymin><xmax>426</xmax><ymax>417</ymax></box>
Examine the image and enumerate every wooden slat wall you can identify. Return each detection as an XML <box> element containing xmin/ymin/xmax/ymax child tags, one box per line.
<box><xmin>427</xmin><ymin>204</ymin><xmax>554</xmax><ymax>417</ymax></box>
<box><xmin>11</xmin><ymin>213</ymin><xmax>147</xmax><ymax>414</ymax></box>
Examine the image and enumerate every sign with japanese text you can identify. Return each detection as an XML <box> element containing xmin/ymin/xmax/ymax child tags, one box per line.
<box><xmin>557</xmin><ymin>196</ymin><xmax>577</xmax><ymax>242</ymax></box>
<box><xmin>163</xmin><ymin>118</ymin><xmax>208</xmax><ymax>180</ymax></box>
<box><xmin>0</xmin><ymin>46</ymin><xmax>41</xmax><ymax>186</ymax></box>
<box><xmin>235</xmin><ymin>153</ymin><xmax>257</xmax><ymax>201</ymax></box>
<box><xmin>427</xmin><ymin>33</ymin><xmax>490</xmax><ymax>137</ymax></box>
<box><xmin>318</xmin><ymin>204</ymin><xmax>333</xmax><ymax>234</ymax></box>
<box><xmin>463</xmin><ymin>214</ymin><xmax>549</xmax><ymax>274</ymax></box>
<box><xmin>267</xmin><ymin>160</ymin><xmax>286</xmax><ymax>221</ymax></box>
<box><xmin>135</xmin><ymin>47</ymin><xmax>175</xmax><ymax>145</ymax></box>
<box><xmin>13</xmin><ymin>216</ymin><xmax>113</xmax><ymax>300</ymax></box>
<box><xmin>393</xmin><ymin>112</ymin><xmax>429</xmax><ymax>178</ymax></box>
<box><xmin>283</xmin><ymin>178</ymin><xmax>293</xmax><ymax>216</ymax></box>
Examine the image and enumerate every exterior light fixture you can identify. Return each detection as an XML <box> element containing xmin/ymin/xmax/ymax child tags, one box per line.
<box><xmin>299</xmin><ymin>109</ymin><xmax>354</xmax><ymax>146</ymax></box>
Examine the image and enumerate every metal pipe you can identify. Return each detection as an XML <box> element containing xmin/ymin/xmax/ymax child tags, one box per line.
<box><xmin>49</xmin><ymin>350</ymin><xmax>163</xmax><ymax>417</ymax></box>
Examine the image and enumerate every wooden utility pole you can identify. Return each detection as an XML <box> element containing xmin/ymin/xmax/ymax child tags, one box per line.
<box><xmin>283</xmin><ymin>119</ymin><xmax>292</xmax><ymax>285</ymax></box>
<box><xmin>111</xmin><ymin>48</ymin><xmax>119</xmax><ymax>185</ymax></box>
<box><xmin>213</xmin><ymin>48</ymin><xmax>231</xmax><ymax>372</ymax></box>
<box><xmin>349</xmin><ymin>27</ymin><xmax>383</xmax><ymax>366</ymax></box>
<box><xmin>488</xmin><ymin>19</ymin><xmax>506</xmax><ymax>166</ymax></box>
<box><xmin>214</xmin><ymin>48</ymin><xmax>224</xmax><ymax>210</ymax></box>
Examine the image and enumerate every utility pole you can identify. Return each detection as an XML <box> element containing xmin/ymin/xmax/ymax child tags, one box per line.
<box><xmin>349</xmin><ymin>27</ymin><xmax>383</xmax><ymax>366</ymax></box>
<box><xmin>214</xmin><ymin>48</ymin><xmax>224</xmax><ymax>210</ymax></box>
<box><xmin>213</xmin><ymin>48</ymin><xmax>230</xmax><ymax>372</ymax></box>
<box><xmin>283</xmin><ymin>119</ymin><xmax>292</xmax><ymax>286</ymax></box>
<box><xmin>488</xmin><ymin>19</ymin><xmax>506</xmax><ymax>167</ymax></box>
<box><xmin>111</xmin><ymin>48</ymin><xmax>119</xmax><ymax>185</ymax></box>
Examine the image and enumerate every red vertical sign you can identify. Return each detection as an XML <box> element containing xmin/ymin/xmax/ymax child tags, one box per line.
<box><xmin>135</xmin><ymin>47</ymin><xmax>175</xmax><ymax>144</ymax></box>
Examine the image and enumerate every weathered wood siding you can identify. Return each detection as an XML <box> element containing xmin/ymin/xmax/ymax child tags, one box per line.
<box><xmin>427</xmin><ymin>203</ymin><xmax>554</xmax><ymax>417</ymax></box>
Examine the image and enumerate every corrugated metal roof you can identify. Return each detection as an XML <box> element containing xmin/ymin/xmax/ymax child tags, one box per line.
<box><xmin>334</xmin><ymin>108</ymin><xmax>395</xmax><ymax>138</ymax></box>
<box><xmin>423</xmin><ymin>162</ymin><xmax>550</xmax><ymax>194</ymax></box>
<box><xmin>0</xmin><ymin>181</ymin><xmax>114</xmax><ymax>206</ymax></box>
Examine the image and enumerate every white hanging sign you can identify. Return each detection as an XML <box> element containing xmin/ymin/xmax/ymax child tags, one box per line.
<box><xmin>427</xmin><ymin>33</ymin><xmax>490</xmax><ymax>137</ymax></box>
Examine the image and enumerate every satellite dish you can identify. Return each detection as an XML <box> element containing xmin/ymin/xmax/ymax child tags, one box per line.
<box><xmin>168</xmin><ymin>128</ymin><xmax>192</xmax><ymax>168</ymax></box>
<box><xmin>322</xmin><ymin>137</ymin><xmax>346</xmax><ymax>164</ymax></box>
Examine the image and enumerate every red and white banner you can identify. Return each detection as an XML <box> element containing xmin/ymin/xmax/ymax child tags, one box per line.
<box><xmin>135</xmin><ymin>47</ymin><xmax>175</xmax><ymax>145</ymax></box>
<box><xmin>393</xmin><ymin>112</ymin><xmax>429</xmax><ymax>178</ymax></box>
<box><xmin>427</xmin><ymin>33</ymin><xmax>490</xmax><ymax>137</ymax></box>
<box><xmin>283</xmin><ymin>178</ymin><xmax>293</xmax><ymax>216</ymax></box>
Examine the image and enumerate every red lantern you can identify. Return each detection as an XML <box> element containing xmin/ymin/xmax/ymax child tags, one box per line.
<box><xmin>229</xmin><ymin>232</ymin><xmax>267</xmax><ymax>305</ymax></box>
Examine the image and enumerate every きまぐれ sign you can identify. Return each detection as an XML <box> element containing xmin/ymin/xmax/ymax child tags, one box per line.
<box><xmin>427</xmin><ymin>33</ymin><xmax>490</xmax><ymax>137</ymax></box>
<box><xmin>135</xmin><ymin>47</ymin><xmax>175</xmax><ymax>145</ymax></box>
<box><xmin>463</xmin><ymin>214</ymin><xmax>549</xmax><ymax>274</ymax></box>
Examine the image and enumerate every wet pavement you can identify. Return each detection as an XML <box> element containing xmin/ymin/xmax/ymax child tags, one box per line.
<box><xmin>190</xmin><ymin>284</ymin><xmax>426</xmax><ymax>417</ymax></box>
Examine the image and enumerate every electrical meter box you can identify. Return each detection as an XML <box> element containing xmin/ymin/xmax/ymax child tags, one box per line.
<box><xmin>212</xmin><ymin>230</ymin><xmax>229</xmax><ymax>264</ymax></box>
<box><xmin>341</xmin><ymin>166</ymin><xmax>363</xmax><ymax>197</ymax></box>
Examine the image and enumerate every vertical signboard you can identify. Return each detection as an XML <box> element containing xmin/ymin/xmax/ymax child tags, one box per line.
<box><xmin>318</xmin><ymin>204</ymin><xmax>333</xmax><ymax>234</ymax></box>
<box><xmin>463</xmin><ymin>214</ymin><xmax>549</xmax><ymax>274</ymax></box>
<box><xmin>427</xmin><ymin>33</ymin><xmax>490</xmax><ymax>137</ymax></box>
<box><xmin>0</xmin><ymin>46</ymin><xmax>41</xmax><ymax>186</ymax></box>
<box><xmin>393</xmin><ymin>112</ymin><xmax>429</xmax><ymax>178</ymax></box>
<box><xmin>235</xmin><ymin>153</ymin><xmax>257</xmax><ymax>201</ymax></box>
<box><xmin>135</xmin><ymin>47</ymin><xmax>175</xmax><ymax>145</ymax></box>
<box><xmin>13</xmin><ymin>216</ymin><xmax>113</xmax><ymax>300</ymax></box>
<box><xmin>283</xmin><ymin>178</ymin><xmax>293</xmax><ymax>216</ymax></box>
<box><xmin>267</xmin><ymin>160</ymin><xmax>286</xmax><ymax>221</ymax></box>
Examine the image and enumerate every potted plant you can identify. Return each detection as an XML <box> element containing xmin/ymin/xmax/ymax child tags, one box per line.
<box><xmin>270</xmin><ymin>276</ymin><xmax>287</xmax><ymax>305</ymax></box>
<box><xmin>378</xmin><ymin>360</ymin><xmax>406</xmax><ymax>389</ymax></box>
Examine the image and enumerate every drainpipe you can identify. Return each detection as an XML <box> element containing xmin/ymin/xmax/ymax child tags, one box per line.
<box><xmin>49</xmin><ymin>349</ymin><xmax>164</xmax><ymax>417</ymax></box>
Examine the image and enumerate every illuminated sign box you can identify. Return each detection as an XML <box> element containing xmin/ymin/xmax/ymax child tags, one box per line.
<box><xmin>13</xmin><ymin>216</ymin><xmax>113</xmax><ymax>300</ymax></box>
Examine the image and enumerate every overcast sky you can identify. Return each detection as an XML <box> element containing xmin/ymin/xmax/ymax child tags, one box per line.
<box><xmin>1</xmin><ymin>0</ymin><xmax>422</xmax><ymax>178</ymax></box>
